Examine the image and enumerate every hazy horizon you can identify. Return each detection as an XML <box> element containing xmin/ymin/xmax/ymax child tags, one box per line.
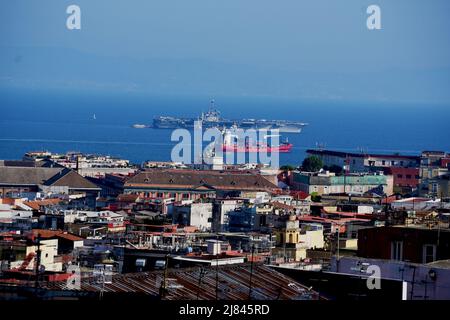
<box><xmin>1</xmin><ymin>0</ymin><xmax>450</xmax><ymax>105</ymax></box>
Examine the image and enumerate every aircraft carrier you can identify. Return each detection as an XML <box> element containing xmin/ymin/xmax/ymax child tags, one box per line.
<box><xmin>136</xmin><ymin>100</ymin><xmax>308</xmax><ymax>133</ymax></box>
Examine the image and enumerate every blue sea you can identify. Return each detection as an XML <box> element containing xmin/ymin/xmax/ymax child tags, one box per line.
<box><xmin>1</xmin><ymin>88</ymin><xmax>449</xmax><ymax>166</ymax></box>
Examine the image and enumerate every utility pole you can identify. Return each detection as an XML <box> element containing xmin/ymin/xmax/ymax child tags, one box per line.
<box><xmin>248</xmin><ymin>244</ymin><xmax>255</xmax><ymax>300</ymax></box>
<box><xmin>100</xmin><ymin>269</ymin><xmax>105</xmax><ymax>300</ymax></box>
<box><xmin>159</xmin><ymin>253</ymin><xmax>169</xmax><ymax>299</ymax></box>
<box><xmin>410</xmin><ymin>265</ymin><xmax>417</xmax><ymax>300</ymax></box>
<box><xmin>343</xmin><ymin>155</ymin><xmax>350</xmax><ymax>200</ymax></box>
<box><xmin>197</xmin><ymin>267</ymin><xmax>207</xmax><ymax>300</ymax></box>
<box><xmin>336</xmin><ymin>227</ymin><xmax>340</xmax><ymax>272</ymax></box>
<box><xmin>437</xmin><ymin>190</ymin><xmax>443</xmax><ymax>260</ymax></box>
<box><xmin>34</xmin><ymin>233</ymin><xmax>41</xmax><ymax>290</ymax></box>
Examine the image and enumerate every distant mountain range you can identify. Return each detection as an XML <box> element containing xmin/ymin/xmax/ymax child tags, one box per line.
<box><xmin>1</xmin><ymin>46</ymin><xmax>449</xmax><ymax>104</ymax></box>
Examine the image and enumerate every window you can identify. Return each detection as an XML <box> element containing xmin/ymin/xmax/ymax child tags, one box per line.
<box><xmin>182</xmin><ymin>193</ymin><xmax>189</xmax><ymax>199</ymax></box>
<box><xmin>382</xmin><ymin>160</ymin><xmax>386</xmax><ymax>165</ymax></box>
<box><xmin>391</xmin><ymin>241</ymin><xmax>403</xmax><ymax>261</ymax></box>
<box><xmin>432</xmin><ymin>184</ymin><xmax>438</xmax><ymax>193</ymax></box>
<box><xmin>391</xmin><ymin>161</ymin><xmax>395</xmax><ymax>166</ymax></box>
<box><xmin>406</xmin><ymin>174</ymin><xmax>412</xmax><ymax>179</ymax></box>
<box><xmin>400</xmin><ymin>161</ymin><xmax>404</xmax><ymax>166</ymax></box>
<box><xmin>397</xmin><ymin>174</ymin><xmax>403</xmax><ymax>179</ymax></box>
<box><xmin>423</xmin><ymin>244</ymin><xmax>437</xmax><ymax>263</ymax></box>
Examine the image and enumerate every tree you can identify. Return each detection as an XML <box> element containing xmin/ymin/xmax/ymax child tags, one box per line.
<box><xmin>302</xmin><ymin>156</ymin><xmax>323</xmax><ymax>172</ymax></box>
<box><xmin>310</xmin><ymin>192</ymin><xmax>322</xmax><ymax>202</ymax></box>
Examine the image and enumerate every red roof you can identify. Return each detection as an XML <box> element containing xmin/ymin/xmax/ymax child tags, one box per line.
<box><xmin>272</xmin><ymin>201</ymin><xmax>296</xmax><ymax>211</ymax></box>
<box><xmin>24</xmin><ymin>199</ymin><xmax>62</xmax><ymax>210</ymax></box>
<box><xmin>29</xmin><ymin>229</ymin><xmax>84</xmax><ymax>242</ymax></box>
<box><xmin>321</xmin><ymin>210</ymin><xmax>373</xmax><ymax>219</ymax></box>
<box><xmin>290</xmin><ymin>190</ymin><xmax>309</xmax><ymax>200</ymax></box>
<box><xmin>117</xmin><ymin>194</ymin><xmax>139</xmax><ymax>203</ymax></box>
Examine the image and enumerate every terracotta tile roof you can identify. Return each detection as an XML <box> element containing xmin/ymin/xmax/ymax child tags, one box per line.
<box><xmin>56</xmin><ymin>233</ymin><xmax>84</xmax><ymax>242</ymax></box>
<box><xmin>272</xmin><ymin>201</ymin><xmax>296</xmax><ymax>211</ymax></box>
<box><xmin>290</xmin><ymin>190</ymin><xmax>310</xmax><ymax>200</ymax></box>
<box><xmin>29</xmin><ymin>229</ymin><xmax>84</xmax><ymax>242</ymax></box>
<box><xmin>117</xmin><ymin>194</ymin><xmax>140</xmax><ymax>202</ymax></box>
<box><xmin>125</xmin><ymin>169</ymin><xmax>279</xmax><ymax>192</ymax></box>
<box><xmin>23</xmin><ymin>199</ymin><xmax>62</xmax><ymax>210</ymax></box>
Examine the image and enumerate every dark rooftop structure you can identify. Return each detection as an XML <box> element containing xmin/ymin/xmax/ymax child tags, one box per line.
<box><xmin>358</xmin><ymin>225</ymin><xmax>450</xmax><ymax>264</ymax></box>
<box><xmin>0</xmin><ymin>164</ymin><xmax>100</xmax><ymax>196</ymax></box>
<box><xmin>307</xmin><ymin>149</ymin><xmax>420</xmax><ymax>161</ymax></box>
<box><xmin>31</xmin><ymin>264</ymin><xmax>322</xmax><ymax>300</ymax></box>
<box><xmin>125</xmin><ymin>169</ymin><xmax>279</xmax><ymax>193</ymax></box>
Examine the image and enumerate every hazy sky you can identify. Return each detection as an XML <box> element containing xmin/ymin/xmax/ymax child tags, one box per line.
<box><xmin>1</xmin><ymin>0</ymin><xmax>450</xmax><ymax>103</ymax></box>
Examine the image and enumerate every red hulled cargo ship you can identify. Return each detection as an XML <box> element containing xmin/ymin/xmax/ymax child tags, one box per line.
<box><xmin>222</xmin><ymin>141</ymin><xmax>293</xmax><ymax>153</ymax></box>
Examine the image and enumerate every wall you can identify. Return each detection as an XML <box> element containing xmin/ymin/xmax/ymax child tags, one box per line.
<box><xmin>213</xmin><ymin>200</ymin><xmax>242</xmax><ymax>232</ymax></box>
<box><xmin>331</xmin><ymin>256</ymin><xmax>450</xmax><ymax>300</ymax></box>
<box><xmin>299</xmin><ymin>229</ymin><xmax>324</xmax><ymax>249</ymax></box>
<box><xmin>358</xmin><ymin>226</ymin><xmax>450</xmax><ymax>263</ymax></box>
<box><xmin>190</xmin><ymin>203</ymin><xmax>213</xmax><ymax>232</ymax></box>
<box><xmin>26</xmin><ymin>239</ymin><xmax>62</xmax><ymax>272</ymax></box>
<box><xmin>173</xmin><ymin>203</ymin><xmax>213</xmax><ymax>232</ymax></box>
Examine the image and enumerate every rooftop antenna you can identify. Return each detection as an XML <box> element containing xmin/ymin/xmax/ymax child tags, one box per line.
<box><xmin>76</xmin><ymin>155</ymin><xmax>80</xmax><ymax>173</ymax></box>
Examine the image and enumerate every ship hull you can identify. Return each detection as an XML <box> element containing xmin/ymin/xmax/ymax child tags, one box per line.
<box><xmin>152</xmin><ymin>118</ymin><xmax>307</xmax><ymax>133</ymax></box>
<box><xmin>222</xmin><ymin>143</ymin><xmax>293</xmax><ymax>153</ymax></box>
<box><xmin>144</xmin><ymin>103</ymin><xmax>308</xmax><ymax>133</ymax></box>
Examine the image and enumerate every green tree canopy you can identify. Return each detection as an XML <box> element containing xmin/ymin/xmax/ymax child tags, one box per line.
<box><xmin>301</xmin><ymin>156</ymin><xmax>323</xmax><ymax>172</ymax></box>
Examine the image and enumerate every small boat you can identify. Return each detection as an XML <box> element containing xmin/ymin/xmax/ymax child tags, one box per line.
<box><xmin>132</xmin><ymin>124</ymin><xmax>148</xmax><ymax>129</ymax></box>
